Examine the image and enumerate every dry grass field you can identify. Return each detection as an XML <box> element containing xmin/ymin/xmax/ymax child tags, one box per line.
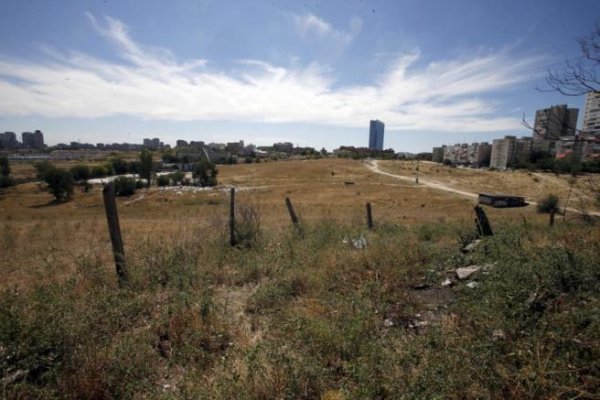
<box><xmin>0</xmin><ymin>158</ymin><xmax>592</xmax><ymax>290</ymax></box>
<box><xmin>2</xmin><ymin>157</ymin><xmax>600</xmax><ymax>398</ymax></box>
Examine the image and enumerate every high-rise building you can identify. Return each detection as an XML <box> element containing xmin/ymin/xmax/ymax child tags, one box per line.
<box><xmin>432</xmin><ymin>146</ymin><xmax>444</xmax><ymax>163</ymax></box>
<box><xmin>582</xmin><ymin>92</ymin><xmax>600</xmax><ymax>137</ymax></box>
<box><xmin>21</xmin><ymin>130</ymin><xmax>44</xmax><ymax>149</ymax></box>
<box><xmin>0</xmin><ymin>132</ymin><xmax>18</xmax><ymax>149</ymax></box>
<box><xmin>532</xmin><ymin>104</ymin><xmax>578</xmax><ymax>154</ymax></box>
<box><xmin>490</xmin><ymin>136</ymin><xmax>533</xmax><ymax>169</ymax></box>
<box><xmin>369</xmin><ymin>120</ymin><xmax>385</xmax><ymax>150</ymax></box>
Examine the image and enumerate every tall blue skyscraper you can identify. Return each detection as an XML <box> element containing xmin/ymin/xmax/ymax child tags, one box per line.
<box><xmin>369</xmin><ymin>120</ymin><xmax>385</xmax><ymax>150</ymax></box>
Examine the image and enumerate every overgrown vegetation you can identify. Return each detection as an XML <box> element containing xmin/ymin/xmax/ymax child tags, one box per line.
<box><xmin>0</xmin><ymin>156</ymin><xmax>13</xmax><ymax>188</ymax></box>
<box><xmin>1</xmin><ymin>214</ymin><xmax>599</xmax><ymax>398</ymax></box>
<box><xmin>34</xmin><ymin>162</ymin><xmax>74</xmax><ymax>201</ymax></box>
<box><xmin>193</xmin><ymin>160</ymin><xmax>218</xmax><ymax>187</ymax></box>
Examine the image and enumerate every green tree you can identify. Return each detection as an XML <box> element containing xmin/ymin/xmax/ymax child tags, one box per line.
<box><xmin>42</xmin><ymin>167</ymin><xmax>74</xmax><ymax>202</ymax></box>
<box><xmin>140</xmin><ymin>149</ymin><xmax>153</xmax><ymax>187</ymax></box>
<box><xmin>0</xmin><ymin>156</ymin><xmax>10</xmax><ymax>177</ymax></box>
<box><xmin>0</xmin><ymin>156</ymin><xmax>13</xmax><ymax>188</ymax></box>
<box><xmin>537</xmin><ymin>194</ymin><xmax>560</xmax><ymax>227</ymax></box>
<box><xmin>192</xmin><ymin>160</ymin><xmax>218</xmax><ymax>187</ymax></box>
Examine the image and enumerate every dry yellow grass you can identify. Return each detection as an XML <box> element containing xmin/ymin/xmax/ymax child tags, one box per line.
<box><xmin>0</xmin><ymin>158</ymin><xmax>594</xmax><ymax>289</ymax></box>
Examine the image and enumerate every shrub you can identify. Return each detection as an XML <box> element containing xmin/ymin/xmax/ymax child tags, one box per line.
<box><xmin>113</xmin><ymin>176</ymin><xmax>137</xmax><ymax>197</ymax></box>
<box><xmin>42</xmin><ymin>167</ymin><xmax>74</xmax><ymax>201</ymax></box>
<box><xmin>33</xmin><ymin>161</ymin><xmax>54</xmax><ymax>181</ymax></box>
<box><xmin>171</xmin><ymin>171</ymin><xmax>185</xmax><ymax>183</ymax></box>
<box><xmin>110</xmin><ymin>157</ymin><xmax>129</xmax><ymax>174</ymax></box>
<box><xmin>0</xmin><ymin>156</ymin><xmax>10</xmax><ymax>177</ymax></box>
<box><xmin>537</xmin><ymin>193</ymin><xmax>560</xmax><ymax>213</ymax></box>
<box><xmin>139</xmin><ymin>149</ymin><xmax>153</xmax><ymax>187</ymax></box>
<box><xmin>91</xmin><ymin>165</ymin><xmax>109</xmax><ymax>178</ymax></box>
<box><xmin>0</xmin><ymin>175</ymin><xmax>14</xmax><ymax>188</ymax></box>
<box><xmin>156</xmin><ymin>175</ymin><xmax>170</xmax><ymax>187</ymax></box>
<box><xmin>0</xmin><ymin>156</ymin><xmax>13</xmax><ymax>188</ymax></box>
<box><xmin>234</xmin><ymin>203</ymin><xmax>261</xmax><ymax>248</ymax></box>
<box><xmin>69</xmin><ymin>164</ymin><xmax>91</xmax><ymax>181</ymax></box>
<box><xmin>193</xmin><ymin>160</ymin><xmax>218</xmax><ymax>187</ymax></box>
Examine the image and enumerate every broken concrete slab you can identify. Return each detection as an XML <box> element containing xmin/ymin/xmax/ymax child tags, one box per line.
<box><xmin>462</xmin><ymin>239</ymin><xmax>482</xmax><ymax>253</ymax></box>
<box><xmin>456</xmin><ymin>266</ymin><xmax>481</xmax><ymax>280</ymax></box>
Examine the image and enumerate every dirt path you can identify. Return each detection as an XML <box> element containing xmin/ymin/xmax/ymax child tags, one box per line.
<box><xmin>365</xmin><ymin>160</ymin><xmax>600</xmax><ymax>217</ymax></box>
<box><xmin>365</xmin><ymin>160</ymin><xmax>478</xmax><ymax>199</ymax></box>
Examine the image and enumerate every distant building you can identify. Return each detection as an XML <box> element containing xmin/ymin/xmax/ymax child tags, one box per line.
<box><xmin>369</xmin><ymin>120</ymin><xmax>385</xmax><ymax>150</ymax></box>
<box><xmin>0</xmin><ymin>132</ymin><xmax>18</xmax><ymax>149</ymax></box>
<box><xmin>582</xmin><ymin>92</ymin><xmax>600</xmax><ymax>137</ymax></box>
<box><xmin>490</xmin><ymin>136</ymin><xmax>532</xmax><ymax>169</ymax></box>
<box><xmin>490</xmin><ymin>136</ymin><xmax>516</xmax><ymax>169</ymax></box>
<box><xmin>468</xmin><ymin>142</ymin><xmax>492</xmax><ymax>167</ymax></box>
<box><xmin>176</xmin><ymin>140</ymin><xmax>188</xmax><ymax>147</ymax></box>
<box><xmin>533</xmin><ymin>104</ymin><xmax>578</xmax><ymax>155</ymax></box>
<box><xmin>226</xmin><ymin>141</ymin><xmax>244</xmax><ymax>154</ymax></box>
<box><xmin>432</xmin><ymin>146</ymin><xmax>444</xmax><ymax>163</ymax></box>
<box><xmin>273</xmin><ymin>142</ymin><xmax>293</xmax><ymax>152</ymax></box>
<box><xmin>143</xmin><ymin>138</ymin><xmax>161</xmax><ymax>150</ymax></box>
<box><xmin>22</xmin><ymin>130</ymin><xmax>44</xmax><ymax>150</ymax></box>
<box><xmin>189</xmin><ymin>141</ymin><xmax>205</xmax><ymax>149</ymax></box>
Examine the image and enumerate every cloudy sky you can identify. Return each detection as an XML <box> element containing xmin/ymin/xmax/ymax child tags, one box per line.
<box><xmin>0</xmin><ymin>0</ymin><xmax>598</xmax><ymax>151</ymax></box>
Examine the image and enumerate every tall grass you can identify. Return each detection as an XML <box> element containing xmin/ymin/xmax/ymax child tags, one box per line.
<box><xmin>1</xmin><ymin>216</ymin><xmax>599</xmax><ymax>398</ymax></box>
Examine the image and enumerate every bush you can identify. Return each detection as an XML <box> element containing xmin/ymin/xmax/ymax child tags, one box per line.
<box><xmin>91</xmin><ymin>165</ymin><xmax>109</xmax><ymax>178</ymax></box>
<box><xmin>0</xmin><ymin>156</ymin><xmax>13</xmax><ymax>188</ymax></box>
<box><xmin>156</xmin><ymin>175</ymin><xmax>170</xmax><ymax>187</ymax></box>
<box><xmin>110</xmin><ymin>157</ymin><xmax>129</xmax><ymax>174</ymax></box>
<box><xmin>69</xmin><ymin>164</ymin><xmax>91</xmax><ymax>181</ymax></box>
<box><xmin>537</xmin><ymin>193</ymin><xmax>560</xmax><ymax>213</ymax></box>
<box><xmin>193</xmin><ymin>160</ymin><xmax>218</xmax><ymax>187</ymax></box>
<box><xmin>113</xmin><ymin>177</ymin><xmax>137</xmax><ymax>197</ymax></box>
<box><xmin>42</xmin><ymin>168</ymin><xmax>74</xmax><ymax>201</ymax></box>
<box><xmin>0</xmin><ymin>175</ymin><xmax>14</xmax><ymax>188</ymax></box>
<box><xmin>171</xmin><ymin>171</ymin><xmax>185</xmax><ymax>183</ymax></box>
<box><xmin>0</xmin><ymin>156</ymin><xmax>10</xmax><ymax>177</ymax></box>
<box><xmin>33</xmin><ymin>161</ymin><xmax>54</xmax><ymax>181</ymax></box>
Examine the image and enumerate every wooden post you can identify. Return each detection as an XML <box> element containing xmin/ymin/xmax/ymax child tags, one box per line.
<box><xmin>285</xmin><ymin>197</ymin><xmax>299</xmax><ymax>228</ymax></box>
<box><xmin>474</xmin><ymin>205</ymin><xmax>493</xmax><ymax>236</ymax></box>
<box><xmin>366</xmin><ymin>202</ymin><xmax>374</xmax><ymax>229</ymax></box>
<box><xmin>229</xmin><ymin>188</ymin><xmax>237</xmax><ymax>246</ymax></box>
<box><xmin>550</xmin><ymin>210</ymin><xmax>555</xmax><ymax>227</ymax></box>
<box><xmin>102</xmin><ymin>183</ymin><xmax>127</xmax><ymax>286</ymax></box>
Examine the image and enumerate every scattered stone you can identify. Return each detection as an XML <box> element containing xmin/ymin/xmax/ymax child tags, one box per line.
<box><xmin>384</xmin><ymin>318</ymin><xmax>395</xmax><ymax>327</ymax></box>
<box><xmin>456</xmin><ymin>266</ymin><xmax>481</xmax><ymax>280</ymax></box>
<box><xmin>441</xmin><ymin>278</ymin><xmax>454</xmax><ymax>287</ymax></box>
<box><xmin>462</xmin><ymin>239</ymin><xmax>481</xmax><ymax>253</ymax></box>
<box><xmin>352</xmin><ymin>235</ymin><xmax>367</xmax><ymax>250</ymax></box>
<box><xmin>492</xmin><ymin>329</ymin><xmax>506</xmax><ymax>341</ymax></box>
<box><xmin>466</xmin><ymin>281</ymin><xmax>480</xmax><ymax>289</ymax></box>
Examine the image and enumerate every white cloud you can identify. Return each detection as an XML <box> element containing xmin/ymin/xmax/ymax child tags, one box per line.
<box><xmin>0</xmin><ymin>15</ymin><xmax>547</xmax><ymax>133</ymax></box>
<box><xmin>292</xmin><ymin>13</ymin><xmax>362</xmax><ymax>47</ymax></box>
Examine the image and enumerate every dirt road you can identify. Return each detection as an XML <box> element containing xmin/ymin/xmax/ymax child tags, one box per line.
<box><xmin>365</xmin><ymin>160</ymin><xmax>600</xmax><ymax>217</ymax></box>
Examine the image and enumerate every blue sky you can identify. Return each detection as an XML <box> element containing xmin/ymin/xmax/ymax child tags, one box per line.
<box><xmin>0</xmin><ymin>0</ymin><xmax>598</xmax><ymax>151</ymax></box>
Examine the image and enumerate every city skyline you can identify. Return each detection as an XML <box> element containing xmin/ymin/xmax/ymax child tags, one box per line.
<box><xmin>0</xmin><ymin>0</ymin><xmax>598</xmax><ymax>151</ymax></box>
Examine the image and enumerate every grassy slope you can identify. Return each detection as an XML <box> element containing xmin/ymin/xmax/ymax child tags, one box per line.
<box><xmin>1</xmin><ymin>159</ymin><xmax>600</xmax><ymax>398</ymax></box>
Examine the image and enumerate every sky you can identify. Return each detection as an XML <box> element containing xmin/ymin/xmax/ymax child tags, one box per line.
<box><xmin>0</xmin><ymin>0</ymin><xmax>598</xmax><ymax>152</ymax></box>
